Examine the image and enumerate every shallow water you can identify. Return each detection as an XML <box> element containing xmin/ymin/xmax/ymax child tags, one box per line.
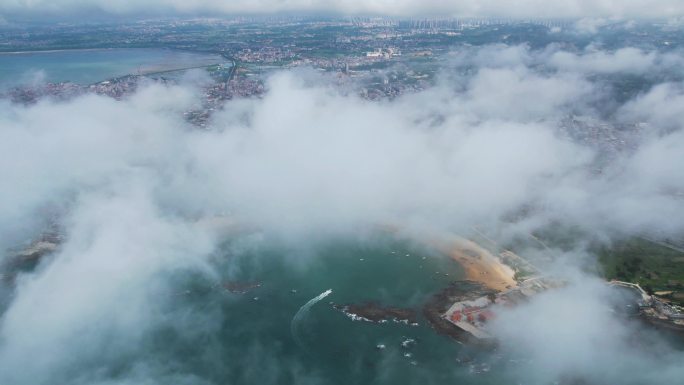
<box><xmin>0</xmin><ymin>48</ymin><xmax>223</xmax><ymax>87</ymax></box>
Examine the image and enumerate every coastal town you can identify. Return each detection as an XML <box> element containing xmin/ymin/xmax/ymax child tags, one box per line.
<box><xmin>2</xmin><ymin>17</ymin><xmax>667</xmax><ymax>154</ymax></box>
<box><xmin>428</xmin><ymin>238</ymin><xmax>684</xmax><ymax>344</ymax></box>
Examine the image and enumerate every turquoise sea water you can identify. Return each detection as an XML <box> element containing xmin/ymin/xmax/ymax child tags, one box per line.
<box><xmin>123</xmin><ymin>232</ymin><xmax>514</xmax><ymax>385</ymax></box>
<box><xmin>0</xmin><ymin>48</ymin><xmax>223</xmax><ymax>87</ymax></box>
<box><xmin>138</xmin><ymin>232</ymin><xmax>684</xmax><ymax>385</ymax></box>
<box><xmin>4</xmin><ymin>229</ymin><xmax>683</xmax><ymax>384</ymax></box>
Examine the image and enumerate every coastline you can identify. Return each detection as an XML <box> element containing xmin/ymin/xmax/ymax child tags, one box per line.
<box><xmin>0</xmin><ymin>48</ymin><xmax>120</xmax><ymax>55</ymax></box>
<box><xmin>433</xmin><ymin>236</ymin><xmax>517</xmax><ymax>292</ymax></box>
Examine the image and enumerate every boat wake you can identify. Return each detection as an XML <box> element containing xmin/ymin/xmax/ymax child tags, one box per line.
<box><xmin>291</xmin><ymin>289</ymin><xmax>332</xmax><ymax>350</ymax></box>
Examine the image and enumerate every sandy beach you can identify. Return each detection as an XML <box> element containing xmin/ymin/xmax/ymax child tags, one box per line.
<box><xmin>433</xmin><ymin>236</ymin><xmax>517</xmax><ymax>292</ymax></box>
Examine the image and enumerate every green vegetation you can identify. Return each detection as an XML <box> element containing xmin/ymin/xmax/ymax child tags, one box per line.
<box><xmin>598</xmin><ymin>237</ymin><xmax>684</xmax><ymax>304</ymax></box>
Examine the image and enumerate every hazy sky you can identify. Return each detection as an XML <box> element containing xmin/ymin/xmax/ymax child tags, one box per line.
<box><xmin>2</xmin><ymin>0</ymin><xmax>684</xmax><ymax>20</ymax></box>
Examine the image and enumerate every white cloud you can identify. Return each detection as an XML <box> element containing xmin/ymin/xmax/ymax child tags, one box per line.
<box><xmin>619</xmin><ymin>82</ymin><xmax>684</xmax><ymax>130</ymax></box>
<box><xmin>550</xmin><ymin>47</ymin><xmax>658</xmax><ymax>74</ymax></box>
<box><xmin>491</xmin><ymin>276</ymin><xmax>684</xmax><ymax>384</ymax></box>
<box><xmin>0</xmin><ymin>188</ymin><xmax>216</xmax><ymax>385</ymax></box>
<box><xmin>2</xmin><ymin>0</ymin><xmax>684</xmax><ymax>19</ymax></box>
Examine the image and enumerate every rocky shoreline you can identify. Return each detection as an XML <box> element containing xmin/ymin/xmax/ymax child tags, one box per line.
<box><xmin>333</xmin><ymin>302</ymin><xmax>419</xmax><ymax>325</ymax></box>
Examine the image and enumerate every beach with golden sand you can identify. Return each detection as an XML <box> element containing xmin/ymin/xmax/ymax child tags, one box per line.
<box><xmin>432</xmin><ymin>236</ymin><xmax>517</xmax><ymax>292</ymax></box>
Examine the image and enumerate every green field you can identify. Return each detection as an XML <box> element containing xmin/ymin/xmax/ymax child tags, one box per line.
<box><xmin>598</xmin><ymin>238</ymin><xmax>684</xmax><ymax>304</ymax></box>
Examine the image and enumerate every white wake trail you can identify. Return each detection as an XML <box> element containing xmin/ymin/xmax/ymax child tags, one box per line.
<box><xmin>291</xmin><ymin>289</ymin><xmax>332</xmax><ymax>349</ymax></box>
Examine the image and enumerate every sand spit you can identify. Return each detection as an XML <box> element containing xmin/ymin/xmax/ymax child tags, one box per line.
<box><xmin>433</xmin><ymin>236</ymin><xmax>517</xmax><ymax>292</ymax></box>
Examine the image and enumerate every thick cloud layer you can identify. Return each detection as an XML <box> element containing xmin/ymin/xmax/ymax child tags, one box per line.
<box><xmin>1</xmin><ymin>44</ymin><xmax>684</xmax><ymax>384</ymax></box>
<box><xmin>2</xmin><ymin>0</ymin><xmax>684</xmax><ymax>19</ymax></box>
<box><xmin>0</xmin><ymin>189</ymin><xmax>216</xmax><ymax>384</ymax></box>
<box><xmin>490</xmin><ymin>275</ymin><xmax>684</xmax><ymax>385</ymax></box>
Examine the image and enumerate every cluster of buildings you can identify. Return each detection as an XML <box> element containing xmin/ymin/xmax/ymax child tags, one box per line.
<box><xmin>443</xmin><ymin>277</ymin><xmax>559</xmax><ymax>342</ymax></box>
<box><xmin>88</xmin><ymin>76</ymin><xmax>142</xmax><ymax>99</ymax></box>
<box><xmin>444</xmin><ymin>276</ymin><xmax>684</xmax><ymax>343</ymax></box>
<box><xmin>235</xmin><ymin>47</ymin><xmax>297</xmax><ymax>63</ymax></box>
<box><xmin>4</xmin><ymin>39</ymin><xmax>434</xmax><ymax>122</ymax></box>
<box><xmin>610</xmin><ymin>281</ymin><xmax>684</xmax><ymax>332</ymax></box>
<box><xmin>558</xmin><ymin>116</ymin><xmax>647</xmax><ymax>165</ymax></box>
<box><xmin>4</xmin><ymin>75</ymin><xmax>143</xmax><ymax>104</ymax></box>
<box><xmin>359</xmin><ymin>81</ymin><xmax>428</xmax><ymax>100</ymax></box>
<box><xmin>365</xmin><ymin>47</ymin><xmax>401</xmax><ymax>59</ymax></box>
<box><xmin>643</xmin><ymin>297</ymin><xmax>684</xmax><ymax>331</ymax></box>
<box><xmin>5</xmin><ymin>81</ymin><xmax>83</xmax><ymax>104</ymax></box>
<box><xmin>186</xmin><ymin>78</ymin><xmax>266</xmax><ymax>127</ymax></box>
